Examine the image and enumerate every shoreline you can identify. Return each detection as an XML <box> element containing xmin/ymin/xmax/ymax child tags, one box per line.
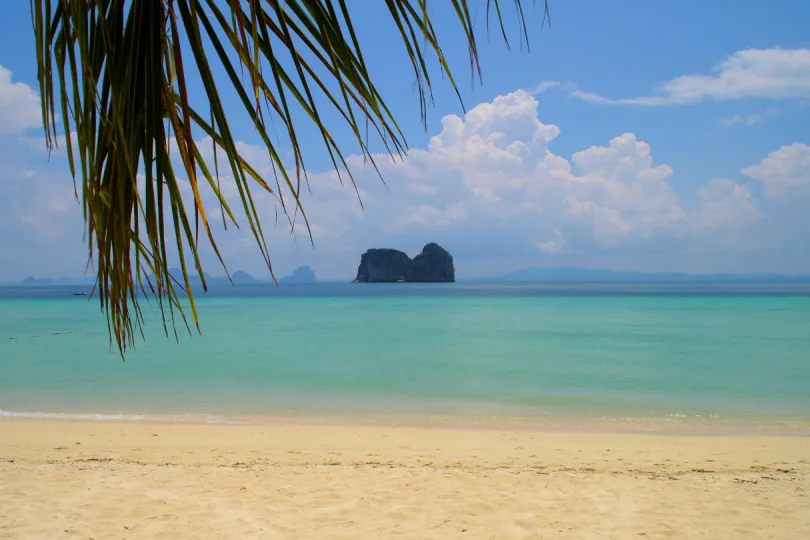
<box><xmin>2</xmin><ymin>420</ymin><xmax>808</xmax><ymax>538</ymax></box>
<box><xmin>3</xmin><ymin>407</ymin><xmax>809</xmax><ymax>436</ymax></box>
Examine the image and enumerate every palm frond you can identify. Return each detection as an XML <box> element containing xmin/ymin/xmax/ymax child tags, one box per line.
<box><xmin>30</xmin><ymin>0</ymin><xmax>548</xmax><ymax>355</ymax></box>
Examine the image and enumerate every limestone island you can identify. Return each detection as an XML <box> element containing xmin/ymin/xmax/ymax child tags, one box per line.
<box><xmin>280</xmin><ymin>265</ymin><xmax>316</xmax><ymax>284</ymax></box>
<box><xmin>353</xmin><ymin>243</ymin><xmax>454</xmax><ymax>283</ymax></box>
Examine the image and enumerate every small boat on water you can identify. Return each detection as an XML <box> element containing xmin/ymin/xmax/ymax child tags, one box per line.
<box><xmin>72</xmin><ymin>292</ymin><xmax>87</xmax><ymax>296</ymax></box>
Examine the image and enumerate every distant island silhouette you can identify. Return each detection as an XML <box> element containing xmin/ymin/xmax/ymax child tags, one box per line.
<box><xmin>479</xmin><ymin>267</ymin><xmax>810</xmax><ymax>283</ymax></box>
<box><xmin>353</xmin><ymin>243</ymin><xmax>455</xmax><ymax>283</ymax></box>
<box><xmin>280</xmin><ymin>266</ymin><xmax>316</xmax><ymax>284</ymax></box>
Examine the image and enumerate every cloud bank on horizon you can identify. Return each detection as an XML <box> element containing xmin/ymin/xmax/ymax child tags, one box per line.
<box><xmin>0</xmin><ymin>45</ymin><xmax>809</xmax><ymax>280</ymax></box>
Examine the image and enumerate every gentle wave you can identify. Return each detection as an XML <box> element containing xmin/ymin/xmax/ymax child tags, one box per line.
<box><xmin>2</xmin><ymin>408</ymin><xmax>809</xmax><ymax>436</ymax></box>
<box><xmin>0</xmin><ymin>408</ymin><xmax>233</xmax><ymax>424</ymax></box>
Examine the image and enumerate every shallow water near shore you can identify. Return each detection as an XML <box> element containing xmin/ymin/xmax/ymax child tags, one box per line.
<box><xmin>2</xmin><ymin>282</ymin><xmax>809</xmax><ymax>434</ymax></box>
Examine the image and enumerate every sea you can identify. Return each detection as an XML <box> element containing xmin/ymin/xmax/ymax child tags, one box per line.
<box><xmin>2</xmin><ymin>282</ymin><xmax>809</xmax><ymax>434</ymax></box>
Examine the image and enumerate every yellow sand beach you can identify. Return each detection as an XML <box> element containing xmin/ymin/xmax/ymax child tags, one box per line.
<box><xmin>1</xmin><ymin>420</ymin><xmax>808</xmax><ymax>539</ymax></box>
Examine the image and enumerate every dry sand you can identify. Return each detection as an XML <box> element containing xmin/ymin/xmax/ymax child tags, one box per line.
<box><xmin>1</xmin><ymin>420</ymin><xmax>808</xmax><ymax>539</ymax></box>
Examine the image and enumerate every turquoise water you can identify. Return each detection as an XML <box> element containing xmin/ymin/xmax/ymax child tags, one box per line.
<box><xmin>1</xmin><ymin>283</ymin><xmax>809</xmax><ymax>429</ymax></box>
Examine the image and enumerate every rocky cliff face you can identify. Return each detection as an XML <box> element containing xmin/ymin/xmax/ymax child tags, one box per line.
<box><xmin>353</xmin><ymin>249</ymin><xmax>411</xmax><ymax>283</ymax></box>
<box><xmin>405</xmin><ymin>243</ymin><xmax>455</xmax><ymax>282</ymax></box>
<box><xmin>353</xmin><ymin>244</ymin><xmax>454</xmax><ymax>283</ymax></box>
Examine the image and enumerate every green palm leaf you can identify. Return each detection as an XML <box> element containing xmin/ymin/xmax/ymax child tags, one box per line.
<box><xmin>30</xmin><ymin>0</ymin><xmax>549</xmax><ymax>355</ymax></box>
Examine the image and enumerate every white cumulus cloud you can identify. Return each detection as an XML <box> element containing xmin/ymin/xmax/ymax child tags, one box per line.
<box><xmin>694</xmin><ymin>178</ymin><xmax>761</xmax><ymax>231</ymax></box>
<box><xmin>3</xmin><ymin>90</ymin><xmax>810</xmax><ymax>279</ymax></box>
<box><xmin>742</xmin><ymin>143</ymin><xmax>810</xmax><ymax>197</ymax></box>
<box><xmin>0</xmin><ymin>66</ymin><xmax>43</xmax><ymax>135</ymax></box>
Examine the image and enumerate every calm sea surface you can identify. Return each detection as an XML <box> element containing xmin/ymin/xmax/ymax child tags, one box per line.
<box><xmin>2</xmin><ymin>282</ymin><xmax>809</xmax><ymax>431</ymax></box>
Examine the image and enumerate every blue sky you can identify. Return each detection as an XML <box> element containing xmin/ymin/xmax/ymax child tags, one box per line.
<box><xmin>1</xmin><ymin>1</ymin><xmax>809</xmax><ymax>281</ymax></box>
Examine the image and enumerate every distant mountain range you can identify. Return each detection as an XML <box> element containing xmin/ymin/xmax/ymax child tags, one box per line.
<box><xmin>20</xmin><ymin>270</ymin><xmax>262</xmax><ymax>286</ymax></box>
<box><xmin>21</xmin><ymin>276</ymin><xmax>94</xmax><ymax>285</ymax></box>
<box><xmin>20</xmin><ymin>268</ymin><xmax>325</xmax><ymax>287</ymax></box>
<box><xmin>482</xmin><ymin>267</ymin><xmax>810</xmax><ymax>283</ymax></box>
<box><xmin>169</xmin><ymin>268</ymin><xmax>320</xmax><ymax>285</ymax></box>
<box><xmin>20</xmin><ymin>266</ymin><xmax>810</xmax><ymax>285</ymax></box>
<box><xmin>166</xmin><ymin>268</ymin><xmax>260</xmax><ymax>286</ymax></box>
